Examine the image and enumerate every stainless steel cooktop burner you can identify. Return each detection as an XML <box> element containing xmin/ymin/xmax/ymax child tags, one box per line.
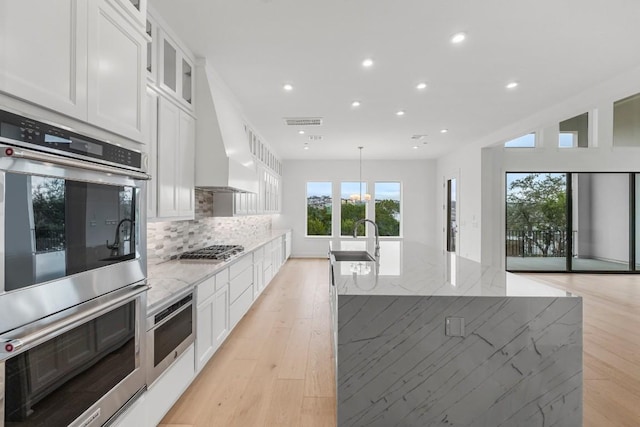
<box><xmin>179</xmin><ymin>245</ymin><xmax>245</xmax><ymax>261</ymax></box>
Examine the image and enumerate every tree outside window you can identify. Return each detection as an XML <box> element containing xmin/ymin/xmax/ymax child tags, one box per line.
<box><xmin>306</xmin><ymin>182</ymin><xmax>332</xmax><ymax>236</ymax></box>
<box><xmin>375</xmin><ymin>182</ymin><xmax>401</xmax><ymax>236</ymax></box>
<box><xmin>340</xmin><ymin>182</ymin><xmax>367</xmax><ymax>236</ymax></box>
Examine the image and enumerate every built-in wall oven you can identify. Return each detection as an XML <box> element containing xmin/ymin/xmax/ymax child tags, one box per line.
<box><xmin>0</xmin><ymin>108</ymin><xmax>150</xmax><ymax>426</ymax></box>
<box><xmin>146</xmin><ymin>292</ymin><xmax>194</xmax><ymax>385</ymax></box>
<box><xmin>1</xmin><ymin>284</ymin><xmax>147</xmax><ymax>427</ymax></box>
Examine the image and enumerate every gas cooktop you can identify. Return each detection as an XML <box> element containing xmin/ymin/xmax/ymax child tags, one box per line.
<box><xmin>179</xmin><ymin>245</ymin><xmax>245</xmax><ymax>261</ymax></box>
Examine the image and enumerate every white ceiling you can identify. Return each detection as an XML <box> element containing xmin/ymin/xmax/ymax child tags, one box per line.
<box><xmin>150</xmin><ymin>0</ymin><xmax>640</xmax><ymax>160</ymax></box>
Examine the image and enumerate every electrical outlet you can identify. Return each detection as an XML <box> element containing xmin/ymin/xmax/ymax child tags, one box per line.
<box><xmin>445</xmin><ymin>317</ymin><xmax>465</xmax><ymax>337</ymax></box>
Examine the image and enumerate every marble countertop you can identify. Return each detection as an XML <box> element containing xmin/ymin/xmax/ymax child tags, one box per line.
<box><xmin>330</xmin><ymin>239</ymin><xmax>575</xmax><ymax>297</ymax></box>
<box><xmin>146</xmin><ymin>229</ymin><xmax>290</xmax><ymax>313</ymax></box>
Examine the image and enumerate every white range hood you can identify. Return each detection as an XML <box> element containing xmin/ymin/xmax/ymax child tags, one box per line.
<box><xmin>194</xmin><ymin>60</ymin><xmax>258</xmax><ymax>193</ymax></box>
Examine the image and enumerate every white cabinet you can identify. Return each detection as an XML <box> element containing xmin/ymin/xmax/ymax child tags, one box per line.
<box><xmin>253</xmin><ymin>248</ymin><xmax>265</xmax><ymax>297</ymax></box>
<box><xmin>158</xmin><ymin>29</ymin><xmax>194</xmax><ymax>110</ymax></box>
<box><xmin>196</xmin><ymin>272</ymin><xmax>229</xmax><ymax>372</ymax></box>
<box><xmin>229</xmin><ymin>256</ymin><xmax>254</xmax><ymax>328</ymax></box>
<box><xmin>0</xmin><ymin>0</ymin><xmax>147</xmax><ymax>143</ymax></box>
<box><xmin>145</xmin><ymin>86</ymin><xmax>159</xmax><ymax>219</ymax></box>
<box><xmin>146</xmin><ymin>345</ymin><xmax>195</xmax><ymax>427</ymax></box>
<box><xmin>284</xmin><ymin>231</ymin><xmax>292</xmax><ymax>260</ymax></box>
<box><xmin>110</xmin><ymin>394</ymin><xmax>146</xmax><ymax>427</ymax></box>
<box><xmin>0</xmin><ymin>0</ymin><xmax>88</xmax><ymax>119</ymax></box>
<box><xmin>260</xmin><ymin>168</ymin><xmax>281</xmax><ymax>214</ymax></box>
<box><xmin>113</xmin><ymin>0</ymin><xmax>147</xmax><ymax>27</ymax></box>
<box><xmin>157</xmin><ymin>97</ymin><xmax>195</xmax><ymax>219</ymax></box>
<box><xmin>87</xmin><ymin>0</ymin><xmax>147</xmax><ymax>142</ymax></box>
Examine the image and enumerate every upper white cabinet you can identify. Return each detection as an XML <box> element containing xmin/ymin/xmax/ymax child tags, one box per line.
<box><xmin>157</xmin><ymin>97</ymin><xmax>195</xmax><ymax>219</ymax></box>
<box><xmin>0</xmin><ymin>0</ymin><xmax>147</xmax><ymax>143</ymax></box>
<box><xmin>145</xmin><ymin>86</ymin><xmax>159</xmax><ymax>219</ymax></box>
<box><xmin>158</xmin><ymin>30</ymin><xmax>194</xmax><ymax>111</ymax></box>
<box><xmin>112</xmin><ymin>0</ymin><xmax>147</xmax><ymax>27</ymax></box>
<box><xmin>0</xmin><ymin>0</ymin><xmax>89</xmax><ymax>119</ymax></box>
<box><xmin>87</xmin><ymin>0</ymin><xmax>147</xmax><ymax>142</ymax></box>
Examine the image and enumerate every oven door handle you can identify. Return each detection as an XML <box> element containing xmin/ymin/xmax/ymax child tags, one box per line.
<box><xmin>151</xmin><ymin>301</ymin><xmax>193</xmax><ymax>330</ymax></box>
<box><xmin>0</xmin><ymin>144</ymin><xmax>151</xmax><ymax>180</ymax></box>
<box><xmin>0</xmin><ymin>284</ymin><xmax>148</xmax><ymax>358</ymax></box>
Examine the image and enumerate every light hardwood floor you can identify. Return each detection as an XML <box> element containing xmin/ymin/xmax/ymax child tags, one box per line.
<box><xmin>159</xmin><ymin>259</ymin><xmax>640</xmax><ymax>427</ymax></box>
<box><xmin>159</xmin><ymin>258</ymin><xmax>335</xmax><ymax>427</ymax></box>
<box><xmin>525</xmin><ymin>273</ymin><xmax>640</xmax><ymax>427</ymax></box>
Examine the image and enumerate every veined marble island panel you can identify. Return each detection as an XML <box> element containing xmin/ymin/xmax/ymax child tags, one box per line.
<box><xmin>330</xmin><ymin>240</ymin><xmax>582</xmax><ymax>427</ymax></box>
<box><xmin>337</xmin><ymin>295</ymin><xmax>582</xmax><ymax>427</ymax></box>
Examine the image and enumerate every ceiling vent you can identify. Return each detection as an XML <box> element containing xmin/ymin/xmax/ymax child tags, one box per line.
<box><xmin>284</xmin><ymin>117</ymin><xmax>323</xmax><ymax>126</ymax></box>
<box><xmin>308</xmin><ymin>135</ymin><xmax>323</xmax><ymax>141</ymax></box>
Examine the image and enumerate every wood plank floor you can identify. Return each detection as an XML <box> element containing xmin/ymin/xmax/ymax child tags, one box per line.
<box><xmin>159</xmin><ymin>259</ymin><xmax>640</xmax><ymax>427</ymax></box>
<box><xmin>159</xmin><ymin>258</ymin><xmax>335</xmax><ymax>427</ymax></box>
<box><xmin>523</xmin><ymin>273</ymin><xmax>640</xmax><ymax>427</ymax></box>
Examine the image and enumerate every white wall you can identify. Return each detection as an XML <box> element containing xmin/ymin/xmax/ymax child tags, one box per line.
<box><xmin>435</xmin><ymin>65</ymin><xmax>640</xmax><ymax>267</ymax></box>
<box><xmin>581</xmin><ymin>174</ymin><xmax>629</xmax><ymax>263</ymax></box>
<box><xmin>273</xmin><ymin>159</ymin><xmax>436</xmax><ymax>257</ymax></box>
<box><xmin>435</xmin><ymin>146</ymin><xmax>483</xmax><ymax>262</ymax></box>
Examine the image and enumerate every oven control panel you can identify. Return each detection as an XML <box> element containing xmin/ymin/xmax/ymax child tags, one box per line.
<box><xmin>0</xmin><ymin>109</ymin><xmax>142</xmax><ymax>170</ymax></box>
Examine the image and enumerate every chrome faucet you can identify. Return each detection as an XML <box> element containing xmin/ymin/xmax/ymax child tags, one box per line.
<box><xmin>107</xmin><ymin>218</ymin><xmax>133</xmax><ymax>256</ymax></box>
<box><xmin>353</xmin><ymin>219</ymin><xmax>380</xmax><ymax>258</ymax></box>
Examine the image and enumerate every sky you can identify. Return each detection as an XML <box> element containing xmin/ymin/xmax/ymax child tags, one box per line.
<box><xmin>306</xmin><ymin>182</ymin><xmax>400</xmax><ymax>200</ymax></box>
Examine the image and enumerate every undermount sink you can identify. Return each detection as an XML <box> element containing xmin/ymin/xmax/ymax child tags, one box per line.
<box><xmin>330</xmin><ymin>250</ymin><xmax>376</xmax><ymax>262</ymax></box>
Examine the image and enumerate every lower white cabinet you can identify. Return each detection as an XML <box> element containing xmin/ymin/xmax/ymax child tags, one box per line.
<box><xmin>230</xmin><ymin>286</ymin><xmax>253</xmax><ymax>328</ymax></box>
<box><xmin>146</xmin><ymin>345</ymin><xmax>195</xmax><ymax>427</ymax></box>
<box><xmin>196</xmin><ymin>274</ymin><xmax>229</xmax><ymax>372</ymax></box>
<box><xmin>110</xmin><ymin>393</ymin><xmax>146</xmax><ymax>427</ymax></box>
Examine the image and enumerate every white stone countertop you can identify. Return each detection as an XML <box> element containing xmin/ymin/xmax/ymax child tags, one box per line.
<box><xmin>330</xmin><ymin>239</ymin><xmax>576</xmax><ymax>297</ymax></box>
<box><xmin>146</xmin><ymin>229</ymin><xmax>290</xmax><ymax>313</ymax></box>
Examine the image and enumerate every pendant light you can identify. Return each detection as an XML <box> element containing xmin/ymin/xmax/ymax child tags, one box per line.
<box><xmin>349</xmin><ymin>146</ymin><xmax>371</xmax><ymax>203</ymax></box>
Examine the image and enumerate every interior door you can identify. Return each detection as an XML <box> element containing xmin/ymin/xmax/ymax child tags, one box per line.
<box><xmin>447</xmin><ymin>178</ymin><xmax>457</xmax><ymax>253</ymax></box>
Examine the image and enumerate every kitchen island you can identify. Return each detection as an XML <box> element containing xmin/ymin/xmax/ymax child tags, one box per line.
<box><xmin>330</xmin><ymin>239</ymin><xmax>582</xmax><ymax>427</ymax></box>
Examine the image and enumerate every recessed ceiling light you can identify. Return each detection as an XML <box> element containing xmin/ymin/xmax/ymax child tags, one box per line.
<box><xmin>304</xmin><ymin>145</ymin><xmax>309</xmax><ymax>150</ymax></box>
<box><xmin>440</xmin><ymin>129</ymin><xmax>448</xmax><ymax>133</ymax></box>
<box><xmin>362</xmin><ymin>58</ymin><xmax>374</xmax><ymax>68</ymax></box>
<box><xmin>413</xmin><ymin>145</ymin><xmax>419</xmax><ymax>149</ymax></box>
<box><xmin>416</xmin><ymin>82</ymin><xmax>427</xmax><ymax>90</ymax></box>
<box><xmin>396</xmin><ymin>110</ymin><xmax>405</xmax><ymax>116</ymax></box>
<box><xmin>450</xmin><ymin>32</ymin><xmax>467</xmax><ymax>44</ymax></box>
<box><xmin>506</xmin><ymin>81</ymin><xmax>519</xmax><ymax>89</ymax></box>
<box><xmin>298</xmin><ymin>130</ymin><xmax>305</xmax><ymax>135</ymax></box>
<box><xmin>351</xmin><ymin>101</ymin><xmax>361</xmax><ymax>107</ymax></box>
<box><xmin>283</xmin><ymin>83</ymin><xmax>293</xmax><ymax>91</ymax></box>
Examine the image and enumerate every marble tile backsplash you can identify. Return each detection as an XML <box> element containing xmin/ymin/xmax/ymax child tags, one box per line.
<box><xmin>147</xmin><ymin>189</ymin><xmax>272</xmax><ymax>264</ymax></box>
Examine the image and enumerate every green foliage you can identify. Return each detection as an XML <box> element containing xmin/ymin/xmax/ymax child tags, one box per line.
<box><xmin>341</xmin><ymin>202</ymin><xmax>365</xmax><ymax>236</ymax></box>
<box><xmin>307</xmin><ymin>205</ymin><xmax>332</xmax><ymax>235</ymax></box>
<box><xmin>375</xmin><ymin>199</ymin><xmax>400</xmax><ymax>236</ymax></box>
<box><xmin>506</xmin><ymin>173</ymin><xmax>567</xmax><ymax>256</ymax></box>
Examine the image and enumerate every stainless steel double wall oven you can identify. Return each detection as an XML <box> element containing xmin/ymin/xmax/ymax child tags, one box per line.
<box><xmin>0</xmin><ymin>108</ymin><xmax>149</xmax><ymax>427</ymax></box>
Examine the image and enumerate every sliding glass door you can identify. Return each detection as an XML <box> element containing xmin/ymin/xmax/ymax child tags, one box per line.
<box><xmin>506</xmin><ymin>172</ymin><xmax>638</xmax><ymax>273</ymax></box>
<box><xmin>571</xmin><ymin>173</ymin><xmax>630</xmax><ymax>271</ymax></box>
<box><xmin>506</xmin><ymin>173</ymin><xmax>568</xmax><ymax>271</ymax></box>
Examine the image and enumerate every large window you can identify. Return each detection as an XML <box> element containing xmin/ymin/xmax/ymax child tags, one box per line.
<box><xmin>506</xmin><ymin>172</ymin><xmax>640</xmax><ymax>273</ymax></box>
<box><xmin>375</xmin><ymin>182</ymin><xmax>401</xmax><ymax>237</ymax></box>
<box><xmin>340</xmin><ymin>182</ymin><xmax>367</xmax><ymax>236</ymax></box>
<box><xmin>306</xmin><ymin>182</ymin><xmax>332</xmax><ymax>236</ymax></box>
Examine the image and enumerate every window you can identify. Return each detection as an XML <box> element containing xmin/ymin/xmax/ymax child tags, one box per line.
<box><xmin>559</xmin><ymin>132</ymin><xmax>577</xmax><ymax>148</ymax></box>
<box><xmin>504</xmin><ymin>133</ymin><xmax>535</xmax><ymax>148</ymax></box>
<box><xmin>340</xmin><ymin>182</ymin><xmax>367</xmax><ymax>236</ymax></box>
<box><xmin>374</xmin><ymin>182</ymin><xmax>401</xmax><ymax>236</ymax></box>
<box><xmin>306</xmin><ymin>182</ymin><xmax>332</xmax><ymax>236</ymax></box>
<box><xmin>613</xmin><ymin>92</ymin><xmax>640</xmax><ymax>147</ymax></box>
<box><xmin>559</xmin><ymin>113</ymin><xmax>588</xmax><ymax>148</ymax></box>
